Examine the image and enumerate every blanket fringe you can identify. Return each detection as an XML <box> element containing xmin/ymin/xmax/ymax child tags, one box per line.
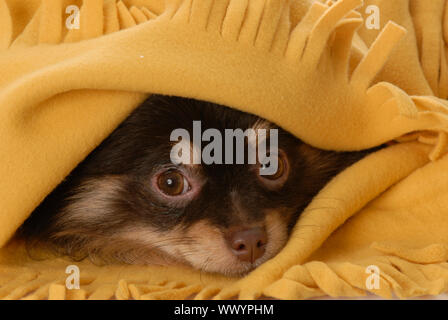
<box><xmin>2</xmin><ymin>250</ymin><xmax>448</xmax><ymax>299</ymax></box>
<box><xmin>0</xmin><ymin>0</ymin><xmax>12</xmax><ymax>49</ymax></box>
<box><xmin>2</xmin><ymin>0</ymin><xmax>447</xmax><ymax>155</ymax></box>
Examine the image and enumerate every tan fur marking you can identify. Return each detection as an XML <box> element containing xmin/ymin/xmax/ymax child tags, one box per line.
<box><xmin>48</xmin><ymin>178</ymin><xmax>291</xmax><ymax>276</ymax></box>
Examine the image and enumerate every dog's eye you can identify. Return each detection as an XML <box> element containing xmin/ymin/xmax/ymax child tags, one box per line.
<box><xmin>258</xmin><ymin>151</ymin><xmax>289</xmax><ymax>187</ymax></box>
<box><xmin>157</xmin><ymin>170</ymin><xmax>190</xmax><ymax>196</ymax></box>
<box><xmin>260</xmin><ymin>155</ymin><xmax>285</xmax><ymax>180</ymax></box>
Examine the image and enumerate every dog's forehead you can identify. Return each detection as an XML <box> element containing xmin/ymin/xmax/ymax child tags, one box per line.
<box><xmin>147</xmin><ymin>97</ymin><xmax>270</xmax><ymax>134</ymax></box>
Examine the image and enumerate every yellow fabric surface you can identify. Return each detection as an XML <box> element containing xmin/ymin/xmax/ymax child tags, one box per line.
<box><xmin>1</xmin><ymin>0</ymin><xmax>448</xmax><ymax>299</ymax></box>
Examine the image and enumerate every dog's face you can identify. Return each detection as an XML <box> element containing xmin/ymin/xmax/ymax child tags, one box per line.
<box><xmin>21</xmin><ymin>95</ymin><xmax>369</xmax><ymax>276</ymax></box>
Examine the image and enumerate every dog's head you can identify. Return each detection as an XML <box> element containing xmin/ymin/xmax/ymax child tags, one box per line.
<box><xmin>22</xmin><ymin>95</ymin><xmax>366</xmax><ymax>275</ymax></box>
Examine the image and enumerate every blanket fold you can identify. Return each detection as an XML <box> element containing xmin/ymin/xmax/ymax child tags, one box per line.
<box><xmin>1</xmin><ymin>0</ymin><xmax>448</xmax><ymax>299</ymax></box>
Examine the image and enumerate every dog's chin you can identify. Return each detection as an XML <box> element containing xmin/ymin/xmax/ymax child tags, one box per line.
<box><xmin>195</xmin><ymin>253</ymin><xmax>277</xmax><ymax>277</ymax></box>
<box><xmin>177</xmin><ymin>244</ymin><xmax>284</xmax><ymax>277</ymax></box>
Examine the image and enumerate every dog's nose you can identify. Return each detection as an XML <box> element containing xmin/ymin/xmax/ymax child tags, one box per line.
<box><xmin>227</xmin><ymin>227</ymin><xmax>267</xmax><ymax>263</ymax></box>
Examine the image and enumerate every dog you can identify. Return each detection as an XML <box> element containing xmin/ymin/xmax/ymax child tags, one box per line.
<box><xmin>19</xmin><ymin>94</ymin><xmax>376</xmax><ymax>276</ymax></box>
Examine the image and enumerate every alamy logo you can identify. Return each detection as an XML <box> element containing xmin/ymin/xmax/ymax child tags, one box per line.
<box><xmin>365</xmin><ymin>265</ymin><xmax>380</xmax><ymax>290</ymax></box>
<box><xmin>65</xmin><ymin>5</ymin><xmax>80</xmax><ymax>30</ymax></box>
<box><xmin>365</xmin><ymin>5</ymin><xmax>380</xmax><ymax>30</ymax></box>
<box><xmin>170</xmin><ymin>121</ymin><xmax>279</xmax><ymax>175</ymax></box>
<box><xmin>65</xmin><ymin>265</ymin><xmax>80</xmax><ymax>290</ymax></box>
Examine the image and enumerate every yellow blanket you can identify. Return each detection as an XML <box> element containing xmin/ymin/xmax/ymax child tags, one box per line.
<box><xmin>1</xmin><ymin>0</ymin><xmax>448</xmax><ymax>300</ymax></box>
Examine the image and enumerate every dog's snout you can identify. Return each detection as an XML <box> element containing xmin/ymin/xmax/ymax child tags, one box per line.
<box><xmin>226</xmin><ymin>227</ymin><xmax>267</xmax><ymax>263</ymax></box>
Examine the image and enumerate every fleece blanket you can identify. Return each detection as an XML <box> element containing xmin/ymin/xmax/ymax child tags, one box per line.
<box><xmin>1</xmin><ymin>0</ymin><xmax>448</xmax><ymax>300</ymax></box>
